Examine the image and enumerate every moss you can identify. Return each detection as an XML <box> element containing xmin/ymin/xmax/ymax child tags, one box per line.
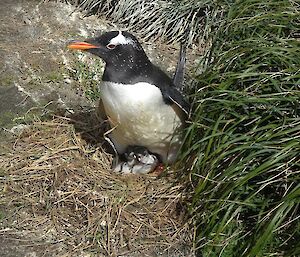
<box><xmin>69</xmin><ymin>54</ymin><xmax>103</xmax><ymax>102</ymax></box>
<box><xmin>0</xmin><ymin>210</ymin><xmax>4</xmax><ymax>221</ymax></box>
<box><xmin>1</xmin><ymin>76</ymin><xmax>15</xmax><ymax>86</ymax></box>
<box><xmin>0</xmin><ymin>168</ymin><xmax>6</xmax><ymax>177</ymax></box>
<box><xmin>44</xmin><ymin>71</ymin><xmax>65</xmax><ymax>82</ymax></box>
<box><xmin>0</xmin><ymin>111</ymin><xmax>16</xmax><ymax>128</ymax></box>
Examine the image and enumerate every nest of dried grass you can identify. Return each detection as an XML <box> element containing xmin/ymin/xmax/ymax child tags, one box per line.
<box><xmin>0</xmin><ymin>113</ymin><xmax>193</xmax><ymax>256</ymax></box>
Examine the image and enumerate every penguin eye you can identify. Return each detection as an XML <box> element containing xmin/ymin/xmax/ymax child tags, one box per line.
<box><xmin>107</xmin><ymin>44</ymin><xmax>116</xmax><ymax>50</ymax></box>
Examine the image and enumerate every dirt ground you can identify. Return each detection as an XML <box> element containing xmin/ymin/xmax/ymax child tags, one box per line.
<box><xmin>0</xmin><ymin>0</ymin><xmax>196</xmax><ymax>256</ymax></box>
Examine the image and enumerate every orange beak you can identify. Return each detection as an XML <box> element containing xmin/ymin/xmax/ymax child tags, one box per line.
<box><xmin>67</xmin><ymin>41</ymin><xmax>99</xmax><ymax>50</ymax></box>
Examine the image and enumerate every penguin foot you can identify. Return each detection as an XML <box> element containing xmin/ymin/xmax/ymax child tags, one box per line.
<box><xmin>148</xmin><ymin>163</ymin><xmax>165</xmax><ymax>177</ymax></box>
<box><xmin>112</xmin><ymin>146</ymin><xmax>159</xmax><ymax>174</ymax></box>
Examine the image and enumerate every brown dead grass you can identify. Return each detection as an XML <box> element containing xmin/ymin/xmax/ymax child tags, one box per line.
<box><xmin>0</xmin><ymin>114</ymin><xmax>193</xmax><ymax>257</ymax></box>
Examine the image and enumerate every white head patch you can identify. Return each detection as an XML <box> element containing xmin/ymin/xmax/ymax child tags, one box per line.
<box><xmin>109</xmin><ymin>31</ymin><xmax>135</xmax><ymax>46</ymax></box>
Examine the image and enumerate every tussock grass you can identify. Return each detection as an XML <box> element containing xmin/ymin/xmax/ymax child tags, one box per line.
<box><xmin>68</xmin><ymin>0</ymin><xmax>222</xmax><ymax>44</ymax></box>
<box><xmin>0</xmin><ymin>115</ymin><xmax>193</xmax><ymax>256</ymax></box>
<box><xmin>182</xmin><ymin>0</ymin><xmax>300</xmax><ymax>256</ymax></box>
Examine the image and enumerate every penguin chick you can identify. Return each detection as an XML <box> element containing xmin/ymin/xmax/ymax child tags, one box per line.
<box><xmin>113</xmin><ymin>146</ymin><xmax>159</xmax><ymax>174</ymax></box>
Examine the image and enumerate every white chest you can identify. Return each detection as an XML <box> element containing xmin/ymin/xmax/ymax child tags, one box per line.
<box><xmin>101</xmin><ymin>81</ymin><xmax>164</xmax><ymax>123</ymax></box>
<box><xmin>100</xmin><ymin>81</ymin><xmax>183</xmax><ymax>163</ymax></box>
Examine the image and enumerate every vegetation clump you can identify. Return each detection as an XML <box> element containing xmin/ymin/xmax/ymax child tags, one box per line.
<box><xmin>69</xmin><ymin>0</ymin><xmax>219</xmax><ymax>44</ymax></box>
<box><xmin>182</xmin><ymin>1</ymin><xmax>300</xmax><ymax>256</ymax></box>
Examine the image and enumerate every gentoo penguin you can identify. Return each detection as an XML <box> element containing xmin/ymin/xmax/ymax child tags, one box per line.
<box><xmin>68</xmin><ymin>31</ymin><xmax>189</xmax><ymax>173</ymax></box>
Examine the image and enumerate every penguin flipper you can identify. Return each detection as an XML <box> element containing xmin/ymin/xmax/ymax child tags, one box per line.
<box><xmin>166</xmin><ymin>86</ymin><xmax>190</xmax><ymax>117</ymax></box>
<box><xmin>173</xmin><ymin>43</ymin><xmax>186</xmax><ymax>89</ymax></box>
<box><xmin>170</xmin><ymin>42</ymin><xmax>189</xmax><ymax>117</ymax></box>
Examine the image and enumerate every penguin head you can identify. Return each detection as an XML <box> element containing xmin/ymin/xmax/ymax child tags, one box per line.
<box><xmin>68</xmin><ymin>31</ymin><xmax>149</xmax><ymax>67</ymax></box>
